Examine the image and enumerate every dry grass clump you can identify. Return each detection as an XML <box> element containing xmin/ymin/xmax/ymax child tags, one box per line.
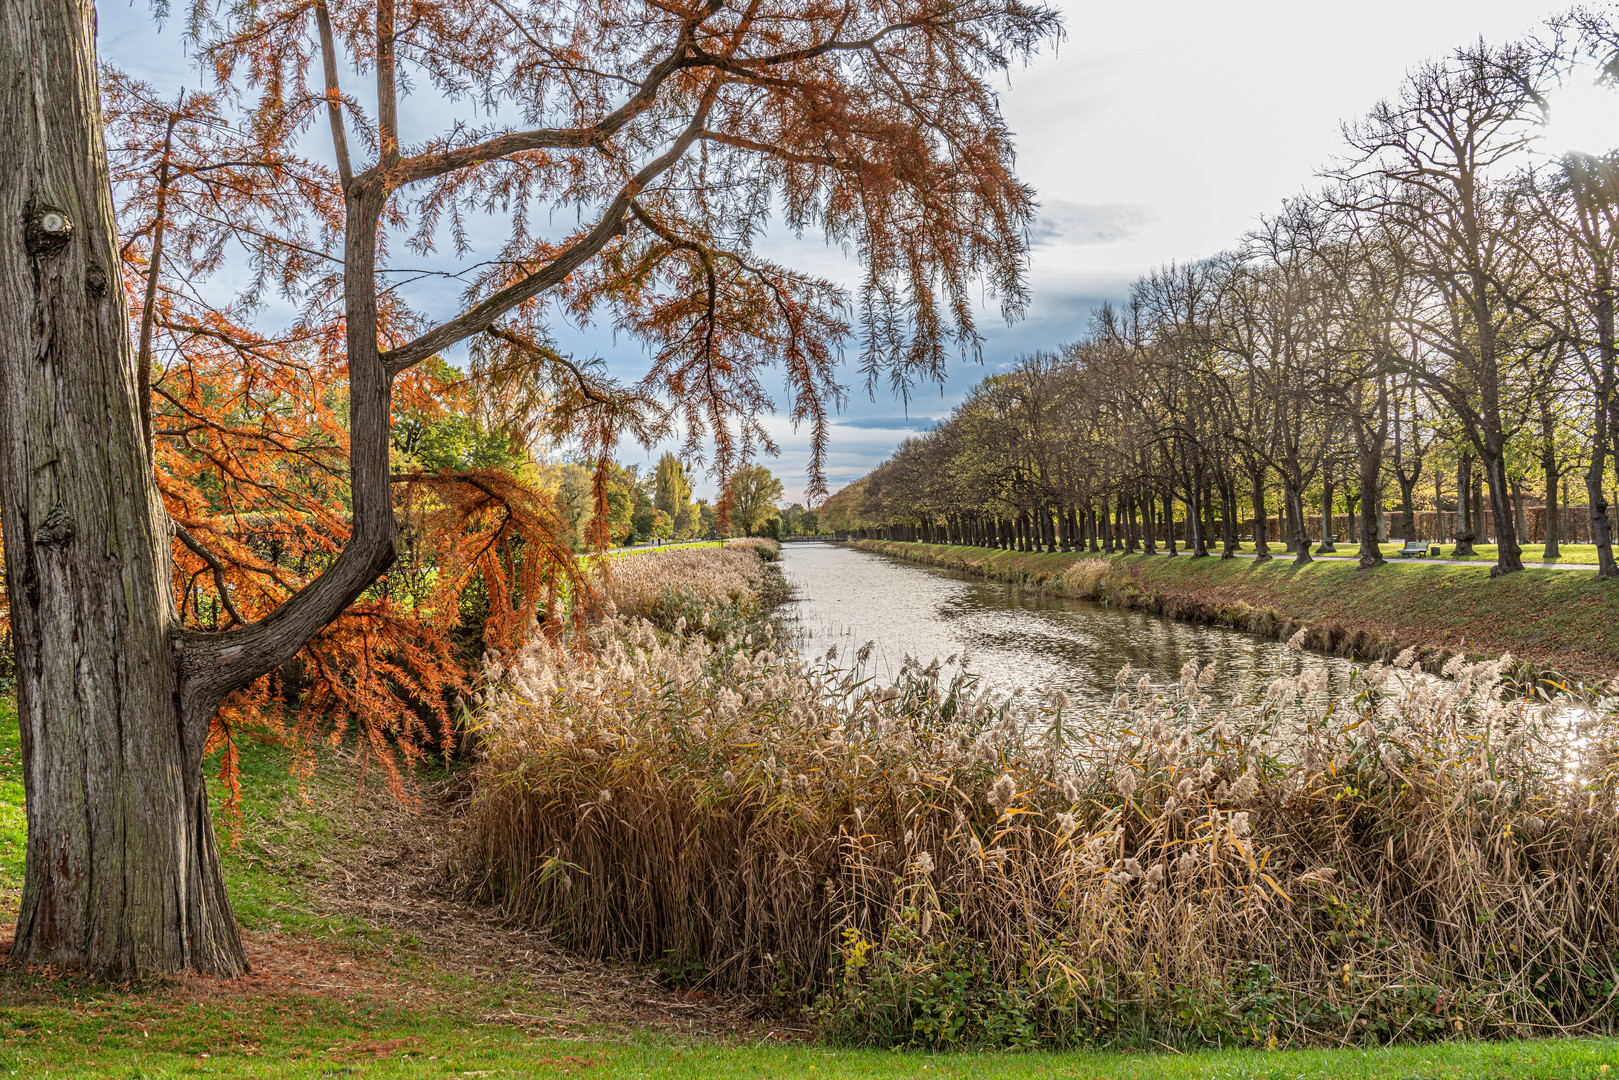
<box><xmin>1059</xmin><ymin>556</ymin><xmax>1111</xmax><ymax>597</ymax></box>
<box><xmin>456</xmin><ymin>577</ymin><xmax>1619</xmax><ymax>1048</ymax></box>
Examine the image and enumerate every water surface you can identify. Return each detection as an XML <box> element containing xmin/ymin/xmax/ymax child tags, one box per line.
<box><xmin>779</xmin><ymin>542</ymin><xmax>1366</xmax><ymax>706</ymax></box>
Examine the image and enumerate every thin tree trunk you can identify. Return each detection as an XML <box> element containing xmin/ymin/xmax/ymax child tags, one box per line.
<box><xmin>1189</xmin><ymin>484</ymin><xmax>1208</xmax><ymax>558</ymax></box>
<box><xmin>1511</xmin><ymin>475</ymin><xmax>1527</xmax><ymax>547</ymax></box>
<box><xmin>1217</xmin><ymin>481</ymin><xmax>1230</xmax><ymax>556</ymax></box>
<box><xmin>1543</xmin><ymin>449</ymin><xmax>1561</xmax><ymax>561</ymax></box>
<box><xmin>1316</xmin><ymin>475</ymin><xmax>1336</xmax><ymax>553</ymax></box>
<box><xmin>1453</xmin><ymin>456</ymin><xmax>1476</xmax><ymax>557</ymax></box>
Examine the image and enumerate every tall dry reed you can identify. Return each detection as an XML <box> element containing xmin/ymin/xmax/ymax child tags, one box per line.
<box><xmin>724</xmin><ymin>536</ymin><xmax>782</xmax><ymax>561</ymax></box>
<box><xmin>455</xmin><ymin>549</ymin><xmax>1619</xmax><ymax>1047</ymax></box>
<box><xmin>598</xmin><ymin>542</ymin><xmax>786</xmax><ymax>632</ymax></box>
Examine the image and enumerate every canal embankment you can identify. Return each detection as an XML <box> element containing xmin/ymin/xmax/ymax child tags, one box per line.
<box><xmin>849</xmin><ymin>539</ymin><xmax>1619</xmax><ymax>683</ymax></box>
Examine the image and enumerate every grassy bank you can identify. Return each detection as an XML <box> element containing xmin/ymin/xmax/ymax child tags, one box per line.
<box><xmin>1285</xmin><ymin>541</ymin><xmax>1609</xmax><ymax>566</ymax></box>
<box><xmin>851</xmin><ymin>540</ymin><xmax>1619</xmax><ymax>682</ymax></box>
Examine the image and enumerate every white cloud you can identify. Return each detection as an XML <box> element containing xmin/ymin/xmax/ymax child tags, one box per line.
<box><xmin>1030</xmin><ymin>201</ymin><xmax>1149</xmax><ymax>248</ymax></box>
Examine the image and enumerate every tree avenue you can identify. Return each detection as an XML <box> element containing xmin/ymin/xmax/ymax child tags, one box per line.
<box><xmin>0</xmin><ymin>0</ymin><xmax>1060</xmax><ymax>975</ymax></box>
<box><xmin>825</xmin><ymin>31</ymin><xmax>1619</xmax><ymax>582</ymax></box>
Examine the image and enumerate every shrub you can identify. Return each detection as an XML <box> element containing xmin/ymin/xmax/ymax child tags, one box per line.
<box><xmin>456</xmin><ymin>555</ymin><xmax>1619</xmax><ymax>1048</ymax></box>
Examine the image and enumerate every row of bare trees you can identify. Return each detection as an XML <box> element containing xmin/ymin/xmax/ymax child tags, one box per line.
<box><xmin>826</xmin><ymin>28</ymin><xmax>1619</xmax><ymax>581</ymax></box>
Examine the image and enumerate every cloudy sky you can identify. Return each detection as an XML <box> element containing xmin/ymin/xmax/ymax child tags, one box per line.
<box><xmin>98</xmin><ymin>0</ymin><xmax>1619</xmax><ymax>502</ymax></box>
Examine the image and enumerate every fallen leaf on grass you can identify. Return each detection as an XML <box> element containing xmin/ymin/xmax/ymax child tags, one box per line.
<box><xmin>326</xmin><ymin>1036</ymin><xmax>419</xmax><ymax>1059</ymax></box>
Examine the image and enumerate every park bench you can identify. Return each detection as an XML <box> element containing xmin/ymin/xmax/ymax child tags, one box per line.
<box><xmin>1398</xmin><ymin>540</ymin><xmax>1435</xmax><ymax>558</ymax></box>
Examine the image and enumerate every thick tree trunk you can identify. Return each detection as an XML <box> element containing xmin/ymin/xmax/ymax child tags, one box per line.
<box><xmin>1587</xmin><ymin>461</ymin><xmax>1617</xmax><ymax>578</ymax></box>
<box><xmin>0</xmin><ymin>0</ymin><xmax>246</xmax><ymax>976</ymax></box>
<box><xmin>1188</xmin><ymin>484</ymin><xmax>1208</xmax><ymax>558</ymax></box>
<box><xmin>1358</xmin><ymin>440</ymin><xmax>1385</xmax><ymax>569</ymax></box>
<box><xmin>1483</xmin><ymin>451</ymin><xmax>1523</xmax><ymax>576</ymax></box>
<box><xmin>1286</xmin><ymin>480</ymin><xmax>1312</xmax><ymax>565</ymax></box>
<box><xmin>1250</xmin><ymin>470</ymin><xmax>1270</xmax><ymax>561</ymax></box>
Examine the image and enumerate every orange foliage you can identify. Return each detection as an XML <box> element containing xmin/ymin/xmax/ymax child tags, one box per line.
<box><xmin>105</xmin><ymin>72</ymin><xmax>589</xmax><ymax>804</ymax></box>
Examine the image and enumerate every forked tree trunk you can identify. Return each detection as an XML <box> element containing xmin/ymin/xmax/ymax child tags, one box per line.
<box><xmin>1285</xmin><ymin>481</ymin><xmax>1312</xmax><ymax>565</ymax></box>
<box><xmin>1482</xmin><ymin>451</ymin><xmax>1523</xmax><ymax>576</ymax></box>
<box><xmin>0</xmin><ymin>0</ymin><xmax>246</xmax><ymax>975</ymax></box>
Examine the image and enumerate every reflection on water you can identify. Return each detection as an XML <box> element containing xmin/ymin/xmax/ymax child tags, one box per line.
<box><xmin>780</xmin><ymin>542</ymin><xmax>1370</xmax><ymax>706</ymax></box>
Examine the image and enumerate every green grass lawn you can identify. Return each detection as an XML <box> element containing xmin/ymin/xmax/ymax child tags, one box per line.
<box><xmin>2</xmin><ymin>702</ymin><xmax>1618</xmax><ymax>1078</ymax></box>
<box><xmin>1302</xmin><ymin>541</ymin><xmax>1608</xmax><ymax>566</ymax></box>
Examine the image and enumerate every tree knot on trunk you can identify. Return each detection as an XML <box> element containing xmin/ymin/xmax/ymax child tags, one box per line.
<box><xmin>24</xmin><ymin>202</ymin><xmax>73</xmax><ymax>256</ymax></box>
<box><xmin>34</xmin><ymin>504</ymin><xmax>75</xmax><ymax>546</ymax></box>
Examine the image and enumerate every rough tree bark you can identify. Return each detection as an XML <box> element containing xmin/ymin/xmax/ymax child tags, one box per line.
<box><xmin>1355</xmin><ymin>383</ymin><xmax>1388</xmax><ymax>569</ymax></box>
<box><xmin>1542</xmin><ymin>442</ymin><xmax>1561</xmax><ymax>561</ymax></box>
<box><xmin>1357</xmin><ymin>445</ymin><xmax>1385</xmax><ymax>569</ymax></box>
<box><xmin>2</xmin><ymin>0</ymin><xmax>399</xmax><ymax>976</ymax></box>
<box><xmin>1250</xmin><ymin>469</ymin><xmax>1271</xmax><ymax>561</ymax></box>
<box><xmin>1285</xmin><ymin>480</ymin><xmax>1312</xmax><ymax>565</ymax></box>
<box><xmin>1</xmin><ymin>0</ymin><xmax>248</xmax><ymax>975</ymax></box>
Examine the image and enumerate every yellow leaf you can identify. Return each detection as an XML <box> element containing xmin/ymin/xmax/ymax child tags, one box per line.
<box><xmin>1260</xmin><ymin>873</ymin><xmax>1293</xmax><ymax>903</ymax></box>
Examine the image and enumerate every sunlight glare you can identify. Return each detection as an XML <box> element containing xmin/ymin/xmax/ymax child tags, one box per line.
<box><xmin>1541</xmin><ymin>71</ymin><xmax>1619</xmax><ymax>157</ymax></box>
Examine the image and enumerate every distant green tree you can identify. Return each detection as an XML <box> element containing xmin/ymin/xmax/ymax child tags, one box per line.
<box><xmin>654</xmin><ymin>452</ymin><xmax>697</xmax><ymax>537</ymax></box>
<box><xmin>778</xmin><ymin>502</ymin><xmax>822</xmax><ymax>535</ymax></box>
<box><xmin>392</xmin><ymin>360</ymin><xmax>524</xmax><ymax>473</ymax></box>
<box><xmin>556</xmin><ymin>463</ymin><xmax>597</xmax><ymax>550</ymax></box>
<box><xmin>697</xmin><ymin>499</ymin><xmax>718</xmax><ymax>537</ymax></box>
<box><xmin>725</xmin><ymin>465</ymin><xmax>785</xmax><ymax>536</ymax></box>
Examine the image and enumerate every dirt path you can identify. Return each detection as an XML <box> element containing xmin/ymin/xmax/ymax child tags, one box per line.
<box><xmin>263</xmin><ymin>763</ymin><xmax>799</xmax><ymax>1040</ymax></box>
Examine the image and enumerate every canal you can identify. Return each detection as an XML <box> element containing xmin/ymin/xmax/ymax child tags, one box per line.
<box><xmin>780</xmin><ymin>541</ymin><xmax>1370</xmax><ymax>706</ymax></box>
